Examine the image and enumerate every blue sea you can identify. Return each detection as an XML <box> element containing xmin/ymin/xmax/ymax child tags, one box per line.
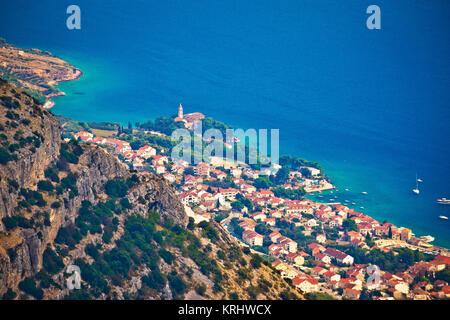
<box><xmin>1</xmin><ymin>0</ymin><xmax>449</xmax><ymax>246</ymax></box>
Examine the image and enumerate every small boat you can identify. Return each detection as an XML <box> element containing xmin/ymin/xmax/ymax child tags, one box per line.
<box><xmin>438</xmin><ymin>216</ymin><xmax>449</xmax><ymax>220</ymax></box>
<box><xmin>412</xmin><ymin>174</ymin><xmax>420</xmax><ymax>195</ymax></box>
<box><xmin>417</xmin><ymin>178</ymin><xmax>423</xmax><ymax>183</ymax></box>
<box><xmin>352</xmin><ymin>202</ymin><xmax>356</xmax><ymax>205</ymax></box>
<box><xmin>361</xmin><ymin>191</ymin><xmax>368</xmax><ymax>195</ymax></box>
<box><xmin>437</xmin><ymin>198</ymin><xmax>450</xmax><ymax>205</ymax></box>
<box><xmin>345</xmin><ymin>188</ymin><xmax>349</xmax><ymax>191</ymax></box>
<box><xmin>360</xmin><ymin>206</ymin><xmax>365</xmax><ymax>209</ymax></box>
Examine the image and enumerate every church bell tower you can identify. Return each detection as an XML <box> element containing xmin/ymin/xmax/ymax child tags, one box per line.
<box><xmin>178</xmin><ymin>103</ymin><xmax>183</xmax><ymax>119</ymax></box>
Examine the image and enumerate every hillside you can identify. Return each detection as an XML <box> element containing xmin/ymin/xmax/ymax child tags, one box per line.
<box><xmin>0</xmin><ymin>39</ymin><xmax>82</xmax><ymax>104</ymax></box>
<box><xmin>0</xmin><ymin>79</ymin><xmax>302</xmax><ymax>300</ymax></box>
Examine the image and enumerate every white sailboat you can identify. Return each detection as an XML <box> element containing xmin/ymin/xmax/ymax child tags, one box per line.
<box><xmin>412</xmin><ymin>173</ymin><xmax>420</xmax><ymax>195</ymax></box>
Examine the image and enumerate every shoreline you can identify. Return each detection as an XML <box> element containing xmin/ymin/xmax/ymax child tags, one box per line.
<box><xmin>43</xmin><ymin>68</ymin><xmax>84</xmax><ymax>109</ymax></box>
<box><xmin>11</xmin><ymin>42</ymin><xmax>445</xmax><ymax>251</ymax></box>
<box><xmin>0</xmin><ymin>40</ymin><xmax>84</xmax><ymax>110</ymax></box>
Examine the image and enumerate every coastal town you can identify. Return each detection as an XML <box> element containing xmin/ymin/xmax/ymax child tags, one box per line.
<box><xmin>68</xmin><ymin>105</ymin><xmax>450</xmax><ymax>300</ymax></box>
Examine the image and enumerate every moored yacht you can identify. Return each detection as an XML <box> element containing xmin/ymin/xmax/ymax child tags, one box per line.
<box><xmin>437</xmin><ymin>198</ymin><xmax>450</xmax><ymax>205</ymax></box>
<box><xmin>412</xmin><ymin>174</ymin><xmax>420</xmax><ymax>195</ymax></box>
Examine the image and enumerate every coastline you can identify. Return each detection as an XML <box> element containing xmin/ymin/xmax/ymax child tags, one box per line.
<box><xmin>2</xmin><ymin>41</ymin><xmax>447</xmax><ymax>251</ymax></box>
<box><xmin>43</xmin><ymin>68</ymin><xmax>84</xmax><ymax>109</ymax></box>
<box><xmin>0</xmin><ymin>40</ymin><xmax>84</xmax><ymax>109</ymax></box>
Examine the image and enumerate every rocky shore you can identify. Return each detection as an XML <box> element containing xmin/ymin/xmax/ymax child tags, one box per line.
<box><xmin>0</xmin><ymin>39</ymin><xmax>82</xmax><ymax>107</ymax></box>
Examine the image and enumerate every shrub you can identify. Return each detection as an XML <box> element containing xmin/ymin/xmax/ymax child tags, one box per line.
<box><xmin>19</xmin><ymin>189</ymin><xmax>46</xmax><ymax>207</ymax></box>
<box><xmin>250</xmin><ymin>254</ymin><xmax>263</xmax><ymax>269</ymax></box>
<box><xmin>2</xmin><ymin>216</ymin><xmax>33</xmax><ymax>230</ymax></box>
<box><xmin>196</xmin><ymin>284</ymin><xmax>206</xmax><ymax>296</ymax></box>
<box><xmin>2</xmin><ymin>217</ymin><xmax>18</xmax><ymax>230</ymax></box>
<box><xmin>7</xmin><ymin>248</ymin><xmax>17</xmax><ymax>261</ymax></box>
<box><xmin>42</xmin><ymin>247</ymin><xmax>64</xmax><ymax>274</ymax></box>
<box><xmin>55</xmin><ymin>224</ymin><xmax>83</xmax><ymax>249</ymax></box>
<box><xmin>142</xmin><ymin>270</ymin><xmax>166</xmax><ymax>291</ymax></box>
<box><xmin>19</xmin><ymin>278</ymin><xmax>43</xmax><ymax>299</ymax></box>
<box><xmin>44</xmin><ymin>166</ymin><xmax>60</xmax><ymax>182</ymax></box>
<box><xmin>37</xmin><ymin>180</ymin><xmax>53</xmax><ymax>192</ymax></box>
<box><xmin>168</xmin><ymin>274</ymin><xmax>186</xmax><ymax>296</ymax></box>
<box><xmin>159</xmin><ymin>249</ymin><xmax>174</xmax><ymax>265</ymax></box>
<box><xmin>63</xmin><ymin>290</ymin><xmax>91</xmax><ymax>300</ymax></box>
<box><xmin>60</xmin><ymin>140</ymin><xmax>83</xmax><ymax>164</ymax></box>
<box><xmin>51</xmin><ymin>201</ymin><xmax>61</xmax><ymax>209</ymax></box>
<box><xmin>187</xmin><ymin>217</ymin><xmax>195</xmax><ymax>230</ymax></box>
<box><xmin>119</xmin><ymin>198</ymin><xmax>132</xmax><ymax>209</ymax></box>
<box><xmin>2</xmin><ymin>288</ymin><xmax>17</xmax><ymax>300</ymax></box>
<box><xmin>85</xmin><ymin>244</ymin><xmax>100</xmax><ymax>260</ymax></box>
<box><xmin>228</xmin><ymin>292</ymin><xmax>239</xmax><ymax>300</ymax></box>
<box><xmin>126</xmin><ymin>174</ymin><xmax>140</xmax><ymax>188</ymax></box>
<box><xmin>35</xmin><ymin>270</ymin><xmax>57</xmax><ymax>289</ymax></box>
<box><xmin>197</xmin><ymin>221</ymin><xmax>218</xmax><ymax>241</ymax></box>
<box><xmin>0</xmin><ymin>147</ymin><xmax>16</xmax><ymax>165</ymax></box>
<box><xmin>217</xmin><ymin>250</ymin><xmax>226</xmax><ymax>260</ymax></box>
<box><xmin>8</xmin><ymin>179</ymin><xmax>19</xmax><ymax>190</ymax></box>
<box><xmin>104</xmin><ymin>179</ymin><xmax>129</xmax><ymax>198</ymax></box>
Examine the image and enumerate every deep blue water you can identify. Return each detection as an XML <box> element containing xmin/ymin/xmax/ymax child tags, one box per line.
<box><xmin>1</xmin><ymin>0</ymin><xmax>450</xmax><ymax>246</ymax></box>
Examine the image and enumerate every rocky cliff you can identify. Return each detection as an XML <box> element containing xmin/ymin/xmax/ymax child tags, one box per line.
<box><xmin>0</xmin><ymin>80</ymin><xmax>185</xmax><ymax>296</ymax></box>
<box><xmin>0</xmin><ymin>79</ymin><xmax>301</xmax><ymax>300</ymax></box>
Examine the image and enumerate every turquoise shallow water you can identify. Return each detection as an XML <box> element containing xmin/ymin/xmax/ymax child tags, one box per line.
<box><xmin>1</xmin><ymin>0</ymin><xmax>449</xmax><ymax>246</ymax></box>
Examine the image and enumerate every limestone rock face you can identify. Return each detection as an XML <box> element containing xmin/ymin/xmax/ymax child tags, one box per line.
<box><xmin>126</xmin><ymin>174</ymin><xmax>187</xmax><ymax>227</ymax></box>
<box><xmin>0</xmin><ymin>81</ymin><xmax>301</xmax><ymax>300</ymax></box>
<box><xmin>0</xmin><ymin>101</ymin><xmax>61</xmax><ymax>223</ymax></box>
<box><xmin>0</xmin><ymin>81</ymin><xmax>187</xmax><ymax>296</ymax></box>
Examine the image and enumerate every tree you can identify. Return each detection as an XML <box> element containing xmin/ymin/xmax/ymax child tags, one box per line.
<box><xmin>0</xmin><ymin>148</ymin><xmax>16</xmax><ymax>164</ymax></box>
<box><xmin>253</xmin><ymin>177</ymin><xmax>272</xmax><ymax>189</ymax></box>
<box><xmin>187</xmin><ymin>217</ymin><xmax>195</xmax><ymax>230</ymax></box>
<box><xmin>19</xmin><ymin>278</ymin><xmax>43</xmax><ymax>299</ymax></box>
<box><xmin>360</xmin><ymin>288</ymin><xmax>371</xmax><ymax>300</ymax></box>
<box><xmin>231</xmin><ymin>201</ymin><xmax>244</xmax><ymax>211</ymax></box>
<box><xmin>104</xmin><ymin>179</ymin><xmax>129</xmax><ymax>198</ymax></box>
<box><xmin>255</xmin><ymin>223</ymin><xmax>271</xmax><ymax>236</ymax></box>
<box><xmin>272</xmin><ymin>187</ymin><xmax>305</xmax><ymax>200</ymax></box>
<box><xmin>37</xmin><ymin>180</ymin><xmax>53</xmax><ymax>192</ymax></box>
<box><xmin>168</xmin><ymin>273</ymin><xmax>186</xmax><ymax>296</ymax></box>
<box><xmin>343</xmin><ymin>219</ymin><xmax>358</xmax><ymax>232</ymax></box>
<box><xmin>274</xmin><ymin>166</ymin><xmax>290</xmax><ymax>184</ymax></box>
<box><xmin>2</xmin><ymin>288</ymin><xmax>17</xmax><ymax>300</ymax></box>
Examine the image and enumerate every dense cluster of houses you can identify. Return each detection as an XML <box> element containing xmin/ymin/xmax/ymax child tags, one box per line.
<box><xmin>71</xmin><ymin>126</ymin><xmax>450</xmax><ymax>300</ymax></box>
<box><xmin>73</xmin><ymin>131</ymin><xmax>157</xmax><ymax>171</ymax></box>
